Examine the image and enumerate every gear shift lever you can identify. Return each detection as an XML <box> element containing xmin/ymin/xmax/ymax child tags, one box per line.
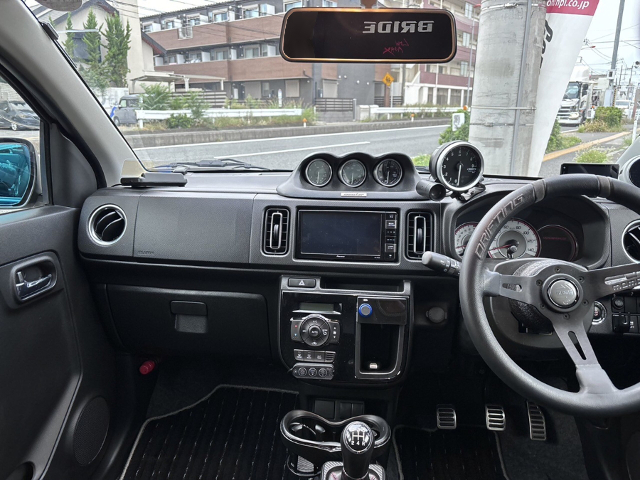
<box><xmin>340</xmin><ymin>421</ymin><xmax>375</xmax><ymax>480</ymax></box>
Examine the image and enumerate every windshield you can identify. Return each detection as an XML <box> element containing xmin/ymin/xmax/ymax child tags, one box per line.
<box><xmin>29</xmin><ymin>0</ymin><xmax>640</xmax><ymax>178</ymax></box>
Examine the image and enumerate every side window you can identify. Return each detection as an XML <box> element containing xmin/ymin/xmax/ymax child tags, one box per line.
<box><xmin>0</xmin><ymin>76</ymin><xmax>41</xmax><ymax>209</ymax></box>
<box><xmin>119</xmin><ymin>99</ymin><xmax>128</xmax><ymax>108</ymax></box>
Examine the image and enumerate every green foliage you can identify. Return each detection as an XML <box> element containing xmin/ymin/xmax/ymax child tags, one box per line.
<box><xmin>83</xmin><ymin>9</ymin><xmax>102</xmax><ymax>68</ymax></box>
<box><xmin>412</xmin><ymin>154</ymin><xmax>431</xmax><ymax>167</ymax></box>
<box><xmin>438</xmin><ymin>109</ymin><xmax>470</xmax><ymax>144</ymax></box>
<box><xmin>166</xmin><ymin>114</ymin><xmax>193</xmax><ymax>129</ymax></box>
<box><xmin>623</xmin><ymin>136</ymin><xmax>634</xmax><ymax>148</ymax></box>
<box><xmin>63</xmin><ymin>14</ymin><xmax>76</xmax><ymax>60</ymax></box>
<box><xmin>169</xmin><ymin>96</ymin><xmax>187</xmax><ymax>110</ymax></box>
<box><xmin>545</xmin><ymin>120</ymin><xmax>582</xmax><ymax>153</ymax></box>
<box><xmin>577</xmin><ymin>120</ymin><xmax>624</xmax><ymax>133</ymax></box>
<box><xmin>594</xmin><ymin>106</ymin><xmax>623</xmax><ymax>128</ymax></box>
<box><xmin>142</xmin><ymin>84</ymin><xmax>170</xmax><ymax>110</ymax></box>
<box><xmin>102</xmin><ymin>14</ymin><xmax>131</xmax><ymax>88</ymax></box>
<box><xmin>575</xmin><ymin>149</ymin><xmax>608</xmax><ymax>164</ymax></box>
<box><xmin>186</xmin><ymin>92</ymin><xmax>207</xmax><ymax>121</ymax></box>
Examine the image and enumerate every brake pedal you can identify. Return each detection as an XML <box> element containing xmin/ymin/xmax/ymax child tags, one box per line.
<box><xmin>485</xmin><ymin>404</ymin><xmax>506</xmax><ymax>431</ymax></box>
<box><xmin>436</xmin><ymin>405</ymin><xmax>457</xmax><ymax>429</ymax></box>
<box><xmin>527</xmin><ymin>402</ymin><xmax>547</xmax><ymax>441</ymax></box>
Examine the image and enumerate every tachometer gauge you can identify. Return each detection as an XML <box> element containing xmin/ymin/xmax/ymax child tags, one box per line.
<box><xmin>374</xmin><ymin>158</ymin><xmax>403</xmax><ymax>187</ymax></box>
<box><xmin>305</xmin><ymin>158</ymin><xmax>332</xmax><ymax>187</ymax></box>
<box><xmin>431</xmin><ymin>141</ymin><xmax>484</xmax><ymax>192</ymax></box>
<box><xmin>488</xmin><ymin>219</ymin><xmax>540</xmax><ymax>259</ymax></box>
<box><xmin>454</xmin><ymin>222</ymin><xmax>478</xmax><ymax>256</ymax></box>
<box><xmin>339</xmin><ymin>159</ymin><xmax>367</xmax><ymax>187</ymax></box>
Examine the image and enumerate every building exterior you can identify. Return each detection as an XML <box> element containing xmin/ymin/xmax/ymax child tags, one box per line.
<box><xmin>31</xmin><ymin>0</ymin><xmax>148</xmax><ymax>92</ymax></box>
<box><xmin>139</xmin><ymin>0</ymin><xmax>476</xmax><ymax>107</ymax></box>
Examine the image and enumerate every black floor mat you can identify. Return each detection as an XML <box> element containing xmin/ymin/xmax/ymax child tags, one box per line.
<box><xmin>394</xmin><ymin>426</ymin><xmax>507</xmax><ymax>480</ymax></box>
<box><xmin>121</xmin><ymin>385</ymin><xmax>298</xmax><ymax>480</ymax></box>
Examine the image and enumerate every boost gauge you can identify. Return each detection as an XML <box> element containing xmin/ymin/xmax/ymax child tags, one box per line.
<box><xmin>305</xmin><ymin>158</ymin><xmax>332</xmax><ymax>187</ymax></box>
<box><xmin>339</xmin><ymin>159</ymin><xmax>367</xmax><ymax>187</ymax></box>
<box><xmin>374</xmin><ymin>158</ymin><xmax>403</xmax><ymax>187</ymax></box>
<box><xmin>431</xmin><ymin>141</ymin><xmax>484</xmax><ymax>192</ymax></box>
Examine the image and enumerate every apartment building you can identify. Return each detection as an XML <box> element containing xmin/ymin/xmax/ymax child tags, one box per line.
<box><xmin>141</xmin><ymin>0</ymin><xmax>476</xmax><ymax>107</ymax></box>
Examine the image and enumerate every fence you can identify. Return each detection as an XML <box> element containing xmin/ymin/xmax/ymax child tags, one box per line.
<box><xmin>315</xmin><ymin>98</ymin><xmax>355</xmax><ymax>112</ymax></box>
<box><xmin>374</xmin><ymin>96</ymin><xmax>404</xmax><ymax>107</ymax></box>
<box><xmin>170</xmin><ymin>91</ymin><xmax>227</xmax><ymax>108</ymax></box>
<box><xmin>135</xmin><ymin>108</ymin><xmax>303</xmax><ymax>127</ymax></box>
<box><xmin>357</xmin><ymin>105</ymin><xmax>459</xmax><ymax>121</ymax></box>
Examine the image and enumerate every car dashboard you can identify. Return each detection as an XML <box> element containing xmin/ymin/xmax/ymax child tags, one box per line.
<box><xmin>77</xmin><ymin>152</ymin><xmax>635</xmax><ymax>390</ymax></box>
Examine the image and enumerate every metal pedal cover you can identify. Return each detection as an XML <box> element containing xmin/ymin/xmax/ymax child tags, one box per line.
<box><xmin>527</xmin><ymin>401</ymin><xmax>547</xmax><ymax>441</ymax></box>
<box><xmin>436</xmin><ymin>405</ymin><xmax>457</xmax><ymax>429</ymax></box>
<box><xmin>485</xmin><ymin>404</ymin><xmax>506</xmax><ymax>431</ymax></box>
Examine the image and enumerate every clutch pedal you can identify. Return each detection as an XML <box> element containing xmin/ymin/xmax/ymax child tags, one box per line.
<box><xmin>527</xmin><ymin>402</ymin><xmax>547</xmax><ymax>441</ymax></box>
<box><xmin>436</xmin><ymin>405</ymin><xmax>457</xmax><ymax>430</ymax></box>
<box><xmin>485</xmin><ymin>404</ymin><xmax>506</xmax><ymax>431</ymax></box>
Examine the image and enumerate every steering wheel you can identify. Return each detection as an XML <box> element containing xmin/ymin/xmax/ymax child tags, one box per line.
<box><xmin>460</xmin><ymin>174</ymin><xmax>640</xmax><ymax>417</ymax></box>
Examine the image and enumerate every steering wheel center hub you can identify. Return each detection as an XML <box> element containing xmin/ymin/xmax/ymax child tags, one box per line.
<box><xmin>547</xmin><ymin>278</ymin><xmax>579</xmax><ymax>309</ymax></box>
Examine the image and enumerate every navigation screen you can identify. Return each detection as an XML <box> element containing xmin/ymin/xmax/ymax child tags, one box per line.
<box><xmin>299</xmin><ymin>211</ymin><xmax>382</xmax><ymax>256</ymax></box>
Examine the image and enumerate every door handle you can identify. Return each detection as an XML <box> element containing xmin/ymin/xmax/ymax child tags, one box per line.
<box><xmin>15</xmin><ymin>271</ymin><xmax>53</xmax><ymax>301</ymax></box>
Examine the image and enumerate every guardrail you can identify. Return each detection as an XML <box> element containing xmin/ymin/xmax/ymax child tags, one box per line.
<box><xmin>361</xmin><ymin>105</ymin><xmax>459</xmax><ymax>121</ymax></box>
<box><xmin>135</xmin><ymin>108</ymin><xmax>303</xmax><ymax>127</ymax></box>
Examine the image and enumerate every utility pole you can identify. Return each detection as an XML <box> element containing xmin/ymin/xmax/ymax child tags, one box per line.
<box><xmin>468</xmin><ymin>0</ymin><xmax>546</xmax><ymax>176</ymax></box>
<box><xmin>610</xmin><ymin>0</ymin><xmax>625</xmax><ymax>87</ymax></box>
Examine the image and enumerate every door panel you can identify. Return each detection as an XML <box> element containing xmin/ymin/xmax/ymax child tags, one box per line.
<box><xmin>0</xmin><ymin>206</ymin><xmax>117</xmax><ymax>480</ymax></box>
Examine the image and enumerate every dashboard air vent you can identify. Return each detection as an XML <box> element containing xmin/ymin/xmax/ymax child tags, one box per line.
<box><xmin>623</xmin><ymin>221</ymin><xmax>640</xmax><ymax>263</ymax></box>
<box><xmin>406</xmin><ymin>212</ymin><xmax>433</xmax><ymax>259</ymax></box>
<box><xmin>263</xmin><ymin>208</ymin><xmax>290</xmax><ymax>255</ymax></box>
<box><xmin>89</xmin><ymin>205</ymin><xmax>126</xmax><ymax>245</ymax></box>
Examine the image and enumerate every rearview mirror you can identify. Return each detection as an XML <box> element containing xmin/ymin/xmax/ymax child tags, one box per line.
<box><xmin>0</xmin><ymin>139</ymin><xmax>36</xmax><ymax>207</ymax></box>
<box><xmin>280</xmin><ymin>8</ymin><xmax>456</xmax><ymax>63</ymax></box>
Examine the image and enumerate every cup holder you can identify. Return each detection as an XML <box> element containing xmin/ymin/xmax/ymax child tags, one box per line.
<box><xmin>280</xmin><ymin>410</ymin><xmax>390</xmax><ymax>468</ymax></box>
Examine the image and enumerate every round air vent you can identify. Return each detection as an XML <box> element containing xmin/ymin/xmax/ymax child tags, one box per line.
<box><xmin>88</xmin><ymin>205</ymin><xmax>126</xmax><ymax>245</ymax></box>
<box><xmin>623</xmin><ymin>220</ymin><xmax>640</xmax><ymax>263</ymax></box>
<box><xmin>621</xmin><ymin>155</ymin><xmax>640</xmax><ymax>187</ymax></box>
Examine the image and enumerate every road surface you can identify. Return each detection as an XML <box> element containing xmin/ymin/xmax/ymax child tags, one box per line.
<box><xmin>133</xmin><ymin>124</ymin><xmax>449</xmax><ymax>170</ymax></box>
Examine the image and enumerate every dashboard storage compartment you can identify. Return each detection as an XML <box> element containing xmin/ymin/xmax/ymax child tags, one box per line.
<box><xmin>107</xmin><ymin>285</ymin><xmax>270</xmax><ymax>357</ymax></box>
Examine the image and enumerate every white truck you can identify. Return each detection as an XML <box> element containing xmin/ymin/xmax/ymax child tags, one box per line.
<box><xmin>556</xmin><ymin>65</ymin><xmax>595</xmax><ymax>126</ymax></box>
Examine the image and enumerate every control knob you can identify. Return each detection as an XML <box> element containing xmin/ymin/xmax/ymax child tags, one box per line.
<box><xmin>300</xmin><ymin>314</ymin><xmax>331</xmax><ymax>347</ymax></box>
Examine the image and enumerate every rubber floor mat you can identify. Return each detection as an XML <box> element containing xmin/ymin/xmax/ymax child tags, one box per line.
<box><xmin>120</xmin><ymin>385</ymin><xmax>298</xmax><ymax>480</ymax></box>
<box><xmin>394</xmin><ymin>426</ymin><xmax>507</xmax><ymax>480</ymax></box>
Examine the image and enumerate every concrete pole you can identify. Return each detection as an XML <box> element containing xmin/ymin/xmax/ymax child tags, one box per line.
<box><xmin>466</xmin><ymin>17</ymin><xmax>476</xmax><ymax>106</ymax></box>
<box><xmin>610</xmin><ymin>0</ymin><xmax>625</xmax><ymax>87</ymax></box>
<box><xmin>468</xmin><ymin>0</ymin><xmax>546</xmax><ymax>176</ymax></box>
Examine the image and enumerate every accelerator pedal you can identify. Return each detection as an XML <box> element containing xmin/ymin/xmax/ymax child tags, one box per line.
<box><xmin>527</xmin><ymin>401</ymin><xmax>547</xmax><ymax>441</ymax></box>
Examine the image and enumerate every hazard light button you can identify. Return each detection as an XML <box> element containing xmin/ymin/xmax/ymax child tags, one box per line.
<box><xmin>288</xmin><ymin>278</ymin><xmax>316</xmax><ymax>288</ymax></box>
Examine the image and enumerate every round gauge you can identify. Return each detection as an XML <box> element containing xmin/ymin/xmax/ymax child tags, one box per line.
<box><xmin>488</xmin><ymin>219</ymin><xmax>540</xmax><ymax>259</ymax></box>
<box><xmin>538</xmin><ymin>225</ymin><xmax>578</xmax><ymax>261</ymax></box>
<box><xmin>305</xmin><ymin>158</ymin><xmax>332</xmax><ymax>187</ymax></box>
<box><xmin>454</xmin><ymin>222</ymin><xmax>478</xmax><ymax>257</ymax></box>
<box><xmin>374</xmin><ymin>158</ymin><xmax>403</xmax><ymax>187</ymax></box>
<box><xmin>339</xmin><ymin>159</ymin><xmax>367</xmax><ymax>188</ymax></box>
<box><xmin>431</xmin><ymin>141</ymin><xmax>484</xmax><ymax>192</ymax></box>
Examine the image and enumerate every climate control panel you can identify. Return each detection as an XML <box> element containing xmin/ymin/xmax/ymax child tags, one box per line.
<box><xmin>291</xmin><ymin>314</ymin><xmax>340</xmax><ymax>347</ymax></box>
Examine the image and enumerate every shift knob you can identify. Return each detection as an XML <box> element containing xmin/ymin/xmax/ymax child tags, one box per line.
<box><xmin>340</xmin><ymin>421</ymin><xmax>374</xmax><ymax>480</ymax></box>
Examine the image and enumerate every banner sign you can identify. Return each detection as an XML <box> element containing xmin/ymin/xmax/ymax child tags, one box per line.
<box><xmin>527</xmin><ymin>0</ymin><xmax>600</xmax><ymax>176</ymax></box>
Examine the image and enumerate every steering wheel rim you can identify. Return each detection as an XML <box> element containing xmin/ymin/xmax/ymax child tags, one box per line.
<box><xmin>460</xmin><ymin>174</ymin><xmax>640</xmax><ymax>417</ymax></box>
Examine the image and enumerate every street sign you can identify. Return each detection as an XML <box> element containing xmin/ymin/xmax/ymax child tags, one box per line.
<box><xmin>451</xmin><ymin>112</ymin><xmax>465</xmax><ymax>131</ymax></box>
<box><xmin>382</xmin><ymin>73</ymin><xmax>394</xmax><ymax>87</ymax></box>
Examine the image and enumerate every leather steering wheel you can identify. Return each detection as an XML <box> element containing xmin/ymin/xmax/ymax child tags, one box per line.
<box><xmin>460</xmin><ymin>174</ymin><xmax>640</xmax><ymax>417</ymax></box>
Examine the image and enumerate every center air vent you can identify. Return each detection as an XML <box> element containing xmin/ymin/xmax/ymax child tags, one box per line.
<box><xmin>263</xmin><ymin>208</ymin><xmax>289</xmax><ymax>255</ymax></box>
<box><xmin>623</xmin><ymin>221</ymin><xmax>640</xmax><ymax>263</ymax></box>
<box><xmin>89</xmin><ymin>205</ymin><xmax>126</xmax><ymax>245</ymax></box>
<box><xmin>406</xmin><ymin>212</ymin><xmax>432</xmax><ymax>259</ymax></box>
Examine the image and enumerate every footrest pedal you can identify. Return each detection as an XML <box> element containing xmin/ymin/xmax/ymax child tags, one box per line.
<box><xmin>527</xmin><ymin>401</ymin><xmax>547</xmax><ymax>441</ymax></box>
<box><xmin>485</xmin><ymin>404</ymin><xmax>506</xmax><ymax>431</ymax></box>
<box><xmin>436</xmin><ymin>405</ymin><xmax>457</xmax><ymax>430</ymax></box>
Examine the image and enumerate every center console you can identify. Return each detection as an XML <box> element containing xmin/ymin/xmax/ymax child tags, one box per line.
<box><xmin>279</xmin><ymin>276</ymin><xmax>412</xmax><ymax>384</ymax></box>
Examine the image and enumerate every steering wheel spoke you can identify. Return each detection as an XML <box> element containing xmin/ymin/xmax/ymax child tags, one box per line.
<box><xmin>550</xmin><ymin>312</ymin><xmax>617</xmax><ymax>394</ymax></box>
<box><xmin>483</xmin><ymin>269</ymin><xmax>540</xmax><ymax>304</ymax></box>
<box><xmin>586</xmin><ymin>262</ymin><xmax>640</xmax><ymax>299</ymax></box>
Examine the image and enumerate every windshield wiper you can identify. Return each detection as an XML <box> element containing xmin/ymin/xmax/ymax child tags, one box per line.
<box><xmin>154</xmin><ymin>158</ymin><xmax>272</xmax><ymax>172</ymax></box>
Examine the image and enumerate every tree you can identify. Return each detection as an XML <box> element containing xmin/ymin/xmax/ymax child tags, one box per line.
<box><xmin>82</xmin><ymin>9</ymin><xmax>102</xmax><ymax>68</ymax></box>
<box><xmin>62</xmin><ymin>14</ymin><xmax>76</xmax><ymax>60</ymax></box>
<box><xmin>102</xmin><ymin>14</ymin><xmax>131</xmax><ymax>88</ymax></box>
<box><xmin>142</xmin><ymin>84</ymin><xmax>170</xmax><ymax>110</ymax></box>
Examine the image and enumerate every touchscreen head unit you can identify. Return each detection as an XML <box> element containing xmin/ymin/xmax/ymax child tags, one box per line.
<box><xmin>296</xmin><ymin>210</ymin><xmax>398</xmax><ymax>262</ymax></box>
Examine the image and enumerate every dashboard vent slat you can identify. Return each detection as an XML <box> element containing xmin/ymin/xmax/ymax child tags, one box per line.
<box><xmin>89</xmin><ymin>205</ymin><xmax>126</xmax><ymax>245</ymax></box>
<box><xmin>406</xmin><ymin>212</ymin><xmax>433</xmax><ymax>259</ymax></box>
<box><xmin>623</xmin><ymin>221</ymin><xmax>640</xmax><ymax>263</ymax></box>
<box><xmin>263</xmin><ymin>208</ymin><xmax>290</xmax><ymax>255</ymax></box>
